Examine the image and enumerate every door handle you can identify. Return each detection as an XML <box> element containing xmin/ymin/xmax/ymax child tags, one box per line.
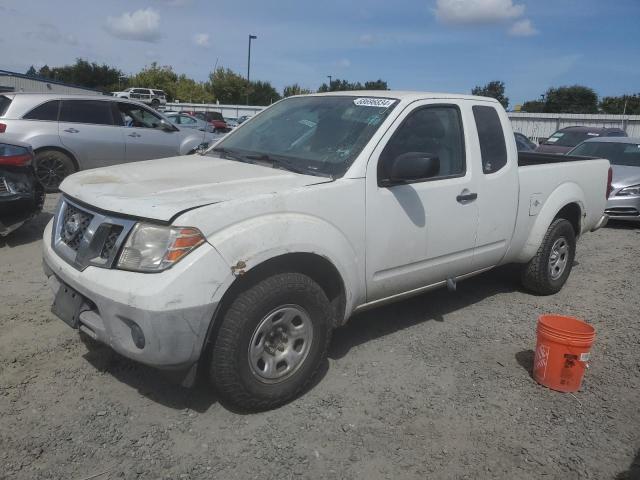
<box><xmin>456</xmin><ymin>189</ymin><xmax>478</xmax><ymax>204</ymax></box>
<box><xmin>63</xmin><ymin>128</ymin><xmax>79</xmax><ymax>134</ymax></box>
<box><xmin>128</xmin><ymin>132</ymin><xmax>141</xmax><ymax>138</ymax></box>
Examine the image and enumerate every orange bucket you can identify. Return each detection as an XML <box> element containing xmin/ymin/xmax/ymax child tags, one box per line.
<box><xmin>533</xmin><ymin>314</ymin><xmax>595</xmax><ymax>392</ymax></box>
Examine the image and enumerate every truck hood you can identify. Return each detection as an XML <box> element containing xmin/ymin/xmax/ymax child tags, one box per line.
<box><xmin>60</xmin><ymin>155</ymin><xmax>332</xmax><ymax>222</ymax></box>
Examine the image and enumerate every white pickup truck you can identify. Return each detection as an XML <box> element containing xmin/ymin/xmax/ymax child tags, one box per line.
<box><xmin>43</xmin><ymin>92</ymin><xmax>610</xmax><ymax>410</ymax></box>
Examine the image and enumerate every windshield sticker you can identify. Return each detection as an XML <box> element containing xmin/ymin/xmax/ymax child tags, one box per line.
<box><xmin>587</xmin><ymin>132</ymin><xmax>599</xmax><ymax>136</ymax></box>
<box><xmin>546</xmin><ymin>137</ymin><xmax>559</xmax><ymax>143</ymax></box>
<box><xmin>354</xmin><ymin>98</ymin><xmax>395</xmax><ymax>108</ymax></box>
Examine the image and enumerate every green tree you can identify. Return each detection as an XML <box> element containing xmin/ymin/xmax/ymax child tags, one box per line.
<box><xmin>543</xmin><ymin>85</ymin><xmax>598</xmax><ymax>114</ymax></box>
<box><xmin>130</xmin><ymin>63</ymin><xmax>179</xmax><ymax>100</ymax></box>
<box><xmin>35</xmin><ymin>59</ymin><xmax>122</xmax><ymax>92</ymax></box>
<box><xmin>174</xmin><ymin>75</ymin><xmax>215</xmax><ymax>103</ymax></box>
<box><xmin>249</xmin><ymin>80</ymin><xmax>281</xmax><ymax>105</ymax></box>
<box><xmin>25</xmin><ymin>66</ymin><xmax>37</xmax><ymax>76</ymax></box>
<box><xmin>471</xmin><ymin>80</ymin><xmax>509</xmax><ymax>109</ymax></box>
<box><xmin>520</xmin><ymin>100</ymin><xmax>545</xmax><ymax>113</ymax></box>
<box><xmin>283</xmin><ymin>83</ymin><xmax>312</xmax><ymax>97</ymax></box>
<box><xmin>599</xmin><ymin>94</ymin><xmax>640</xmax><ymax>115</ymax></box>
<box><xmin>37</xmin><ymin>65</ymin><xmax>52</xmax><ymax>79</ymax></box>
<box><xmin>208</xmin><ymin>67</ymin><xmax>248</xmax><ymax>104</ymax></box>
<box><xmin>363</xmin><ymin>79</ymin><xmax>388</xmax><ymax>90</ymax></box>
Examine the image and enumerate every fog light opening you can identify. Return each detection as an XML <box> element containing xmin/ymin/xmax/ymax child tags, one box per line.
<box><xmin>130</xmin><ymin>323</ymin><xmax>146</xmax><ymax>349</ymax></box>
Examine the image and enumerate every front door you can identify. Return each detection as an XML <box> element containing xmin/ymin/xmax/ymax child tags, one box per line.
<box><xmin>365</xmin><ymin>102</ymin><xmax>479</xmax><ymax>301</ymax></box>
<box><xmin>115</xmin><ymin>102</ymin><xmax>180</xmax><ymax>161</ymax></box>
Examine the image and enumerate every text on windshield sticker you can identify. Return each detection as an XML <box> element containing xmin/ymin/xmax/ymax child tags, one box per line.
<box><xmin>354</xmin><ymin>98</ymin><xmax>395</xmax><ymax>108</ymax></box>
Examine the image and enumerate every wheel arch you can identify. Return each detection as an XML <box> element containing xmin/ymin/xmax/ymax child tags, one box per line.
<box><xmin>34</xmin><ymin>146</ymin><xmax>79</xmax><ymax>171</ymax></box>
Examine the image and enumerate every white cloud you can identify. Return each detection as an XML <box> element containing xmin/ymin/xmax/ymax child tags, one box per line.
<box><xmin>105</xmin><ymin>8</ymin><xmax>161</xmax><ymax>43</ymax></box>
<box><xmin>435</xmin><ymin>0</ymin><xmax>525</xmax><ymax>25</ymax></box>
<box><xmin>336</xmin><ymin>58</ymin><xmax>351</xmax><ymax>68</ymax></box>
<box><xmin>509</xmin><ymin>19</ymin><xmax>538</xmax><ymax>36</ymax></box>
<box><xmin>27</xmin><ymin>23</ymin><xmax>78</xmax><ymax>46</ymax></box>
<box><xmin>359</xmin><ymin>33</ymin><xmax>375</xmax><ymax>45</ymax></box>
<box><xmin>193</xmin><ymin>33</ymin><xmax>210</xmax><ymax>48</ymax></box>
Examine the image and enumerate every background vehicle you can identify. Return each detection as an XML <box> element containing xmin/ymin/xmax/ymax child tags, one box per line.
<box><xmin>0</xmin><ymin>140</ymin><xmax>45</xmax><ymax>236</ymax></box>
<box><xmin>514</xmin><ymin>132</ymin><xmax>536</xmax><ymax>151</ymax></box>
<box><xmin>569</xmin><ymin>137</ymin><xmax>640</xmax><ymax>221</ymax></box>
<box><xmin>536</xmin><ymin>126</ymin><xmax>627</xmax><ymax>154</ymax></box>
<box><xmin>111</xmin><ymin>88</ymin><xmax>167</xmax><ymax>108</ymax></box>
<box><xmin>165</xmin><ymin>112</ymin><xmax>215</xmax><ymax>133</ymax></box>
<box><xmin>224</xmin><ymin>117</ymin><xmax>239</xmax><ymax>129</ymax></box>
<box><xmin>237</xmin><ymin>115</ymin><xmax>251</xmax><ymax>124</ymax></box>
<box><xmin>43</xmin><ymin>92</ymin><xmax>610</xmax><ymax>411</ymax></box>
<box><xmin>0</xmin><ymin>93</ymin><xmax>211</xmax><ymax>191</ymax></box>
<box><xmin>183</xmin><ymin>110</ymin><xmax>229</xmax><ymax>132</ymax></box>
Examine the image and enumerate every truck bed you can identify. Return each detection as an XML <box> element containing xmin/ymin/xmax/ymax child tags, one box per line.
<box><xmin>518</xmin><ymin>152</ymin><xmax>597</xmax><ymax>167</ymax></box>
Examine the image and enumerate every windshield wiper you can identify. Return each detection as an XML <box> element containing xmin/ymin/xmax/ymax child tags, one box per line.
<box><xmin>245</xmin><ymin>154</ymin><xmax>333</xmax><ymax>178</ymax></box>
<box><xmin>211</xmin><ymin>147</ymin><xmax>254</xmax><ymax>164</ymax></box>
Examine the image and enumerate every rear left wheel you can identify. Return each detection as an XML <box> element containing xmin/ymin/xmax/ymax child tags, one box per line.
<box><xmin>34</xmin><ymin>149</ymin><xmax>76</xmax><ymax>193</ymax></box>
<box><xmin>210</xmin><ymin>273</ymin><xmax>333</xmax><ymax>411</ymax></box>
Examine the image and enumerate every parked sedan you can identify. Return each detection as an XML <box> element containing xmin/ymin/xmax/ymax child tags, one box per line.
<box><xmin>165</xmin><ymin>113</ymin><xmax>215</xmax><ymax>133</ymax></box>
<box><xmin>183</xmin><ymin>111</ymin><xmax>229</xmax><ymax>133</ymax></box>
<box><xmin>514</xmin><ymin>132</ymin><xmax>536</xmax><ymax>151</ymax></box>
<box><xmin>569</xmin><ymin>137</ymin><xmax>640</xmax><ymax>221</ymax></box>
<box><xmin>0</xmin><ymin>93</ymin><xmax>210</xmax><ymax>191</ymax></box>
<box><xmin>536</xmin><ymin>126</ymin><xmax>627</xmax><ymax>154</ymax></box>
<box><xmin>0</xmin><ymin>141</ymin><xmax>45</xmax><ymax>236</ymax></box>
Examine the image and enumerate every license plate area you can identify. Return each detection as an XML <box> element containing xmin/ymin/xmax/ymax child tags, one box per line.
<box><xmin>51</xmin><ymin>283</ymin><xmax>86</xmax><ymax>329</ymax></box>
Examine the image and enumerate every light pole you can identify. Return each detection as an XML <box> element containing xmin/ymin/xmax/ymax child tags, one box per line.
<box><xmin>247</xmin><ymin>34</ymin><xmax>257</xmax><ymax>105</ymax></box>
<box><xmin>327</xmin><ymin>75</ymin><xmax>332</xmax><ymax>91</ymax></box>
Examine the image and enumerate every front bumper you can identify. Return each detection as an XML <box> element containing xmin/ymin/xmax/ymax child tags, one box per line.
<box><xmin>43</xmin><ymin>220</ymin><xmax>232</xmax><ymax>370</ymax></box>
<box><xmin>605</xmin><ymin>194</ymin><xmax>640</xmax><ymax>221</ymax></box>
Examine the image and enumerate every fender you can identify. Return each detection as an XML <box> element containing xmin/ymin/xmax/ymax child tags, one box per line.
<box><xmin>515</xmin><ymin>182</ymin><xmax>585</xmax><ymax>263</ymax></box>
<box><xmin>206</xmin><ymin>212</ymin><xmax>364</xmax><ymax>317</ymax></box>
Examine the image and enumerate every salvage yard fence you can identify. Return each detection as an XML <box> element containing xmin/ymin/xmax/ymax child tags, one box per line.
<box><xmin>167</xmin><ymin>102</ymin><xmax>640</xmax><ymax>143</ymax></box>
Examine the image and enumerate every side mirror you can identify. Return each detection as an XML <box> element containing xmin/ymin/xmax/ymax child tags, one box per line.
<box><xmin>385</xmin><ymin>152</ymin><xmax>440</xmax><ymax>185</ymax></box>
<box><xmin>160</xmin><ymin>119</ymin><xmax>176</xmax><ymax>132</ymax></box>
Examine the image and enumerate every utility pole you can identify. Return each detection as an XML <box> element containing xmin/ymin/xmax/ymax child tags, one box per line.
<box><xmin>247</xmin><ymin>34</ymin><xmax>257</xmax><ymax>105</ymax></box>
<box><xmin>327</xmin><ymin>75</ymin><xmax>332</xmax><ymax>91</ymax></box>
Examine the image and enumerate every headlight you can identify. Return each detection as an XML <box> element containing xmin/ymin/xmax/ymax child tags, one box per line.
<box><xmin>117</xmin><ymin>223</ymin><xmax>205</xmax><ymax>272</ymax></box>
<box><xmin>615</xmin><ymin>184</ymin><xmax>640</xmax><ymax>197</ymax></box>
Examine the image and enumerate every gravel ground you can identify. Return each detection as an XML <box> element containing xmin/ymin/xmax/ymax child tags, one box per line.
<box><xmin>1</xmin><ymin>194</ymin><xmax>639</xmax><ymax>480</ymax></box>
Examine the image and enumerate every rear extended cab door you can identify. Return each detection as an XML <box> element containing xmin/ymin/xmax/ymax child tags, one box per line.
<box><xmin>58</xmin><ymin>99</ymin><xmax>125</xmax><ymax>170</ymax></box>
<box><xmin>466</xmin><ymin>101</ymin><xmax>519</xmax><ymax>270</ymax></box>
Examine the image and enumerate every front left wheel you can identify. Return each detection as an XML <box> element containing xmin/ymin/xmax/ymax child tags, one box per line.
<box><xmin>210</xmin><ymin>273</ymin><xmax>333</xmax><ymax>411</ymax></box>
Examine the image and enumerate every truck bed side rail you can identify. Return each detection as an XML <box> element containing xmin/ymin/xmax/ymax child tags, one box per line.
<box><xmin>518</xmin><ymin>152</ymin><xmax>598</xmax><ymax>167</ymax></box>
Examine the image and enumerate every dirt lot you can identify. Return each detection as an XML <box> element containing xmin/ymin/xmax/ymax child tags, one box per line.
<box><xmin>1</xmin><ymin>194</ymin><xmax>639</xmax><ymax>480</ymax></box>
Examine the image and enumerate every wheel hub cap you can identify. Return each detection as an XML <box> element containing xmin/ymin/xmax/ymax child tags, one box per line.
<box><xmin>248</xmin><ymin>305</ymin><xmax>314</xmax><ymax>384</ymax></box>
<box><xmin>549</xmin><ymin>237</ymin><xmax>569</xmax><ymax>280</ymax></box>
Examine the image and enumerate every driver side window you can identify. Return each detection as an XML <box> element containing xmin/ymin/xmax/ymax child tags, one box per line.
<box><xmin>378</xmin><ymin>105</ymin><xmax>465</xmax><ymax>183</ymax></box>
<box><xmin>116</xmin><ymin>102</ymin><xmax>164</xmax><ymax>129</ymax></box>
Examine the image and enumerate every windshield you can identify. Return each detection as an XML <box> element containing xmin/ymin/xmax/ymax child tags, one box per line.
<box><xmin>570</xmin><ymin>141</ymin><xmax>640</xmax><ymax>167</ymax></box>
<box><xmin>207</xmin><ymin>95</ymin><xmax>398</xmax><ymax>177</ymax></box>
<box><xmin>545</xmin><ymin>130</ymin><xmax>600</xmax><ymax>147</ymax></box>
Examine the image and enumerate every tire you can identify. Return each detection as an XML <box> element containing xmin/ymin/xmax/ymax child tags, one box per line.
<box><xmin>521</xmin><ymin>218</ymin><xmax>576</xmax><ymax>295</ymax></box>
<box><xmin>151</xmin><ymin>98</ymin><xmax>160</xmax><ymax>108</ymax></box>
<box><xmin>210</xmin><ymin>273</ymin><xmax>333</xmax><ymax>411</ymax></box>
<box><xmin>33</xmin><ymin>150</ymin><xmax>76</xmax><ymax>193</ymax></box>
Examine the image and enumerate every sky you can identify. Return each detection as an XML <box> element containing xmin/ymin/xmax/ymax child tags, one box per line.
<box><xmin>1</xmin><ymin>0</ymin><xmax>639</xmax><ymax>106</ymax></box>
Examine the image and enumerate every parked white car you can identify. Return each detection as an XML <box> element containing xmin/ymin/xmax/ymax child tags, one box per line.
<box><xmin>43</xmin><ymin>92</ymin><xmax>610</xmax><ymax>410</ymax></box>
<box><xmin>112</xmin><ymin>88</ymin><xmax>167</xmax><ymax>108</ymax></box>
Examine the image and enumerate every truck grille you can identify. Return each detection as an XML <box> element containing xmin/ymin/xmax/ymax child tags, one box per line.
<box><xmin>60</xmin><ymin>203</ymin><xmax>93</xmax><ymax>251</ymax></box>
<box><xmin>53</xmin><ymin>198</ymin><xmax>136</xmax><ymax>271</ymax></box>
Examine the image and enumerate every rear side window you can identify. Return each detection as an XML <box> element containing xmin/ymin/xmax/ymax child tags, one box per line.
<box><xmin>152</xmin><ymin>90</ymin><xmax>165</xmax><ymax>96</ymax></box>
<box><xmin>23</xmin><ymin>100</ymin><xmax>60</xmax><ymax>121</ymax></box>
<box><xmin>473</xmin><ymin>105</ymin><xmax>507</xmax><ymax>174</ymax></box>
<box><xmin>0</xmin><ymin>95</ymin><xmax>12</xmax><ymax>117</ymax></box>
<box><xmin>60</xmin><ymin>100</ymin><xmax>114</xmax><ymax>125</ymax></box>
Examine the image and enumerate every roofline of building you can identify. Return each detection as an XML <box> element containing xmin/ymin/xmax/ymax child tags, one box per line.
<box><xmin>0</xmin><ymin>69</ymin><xmax>102</xmax><ymax>93</ymax></box>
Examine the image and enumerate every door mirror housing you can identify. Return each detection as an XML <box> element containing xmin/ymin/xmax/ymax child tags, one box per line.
<box><xmin>383</xmin><ymin>152</ymin><xmax>440</xmax><ymax>186</ymax></box>
<box><xmin>160</xmin><ymin>119</ymin><xmax>177</xmax><ymax>132</ymax></box>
